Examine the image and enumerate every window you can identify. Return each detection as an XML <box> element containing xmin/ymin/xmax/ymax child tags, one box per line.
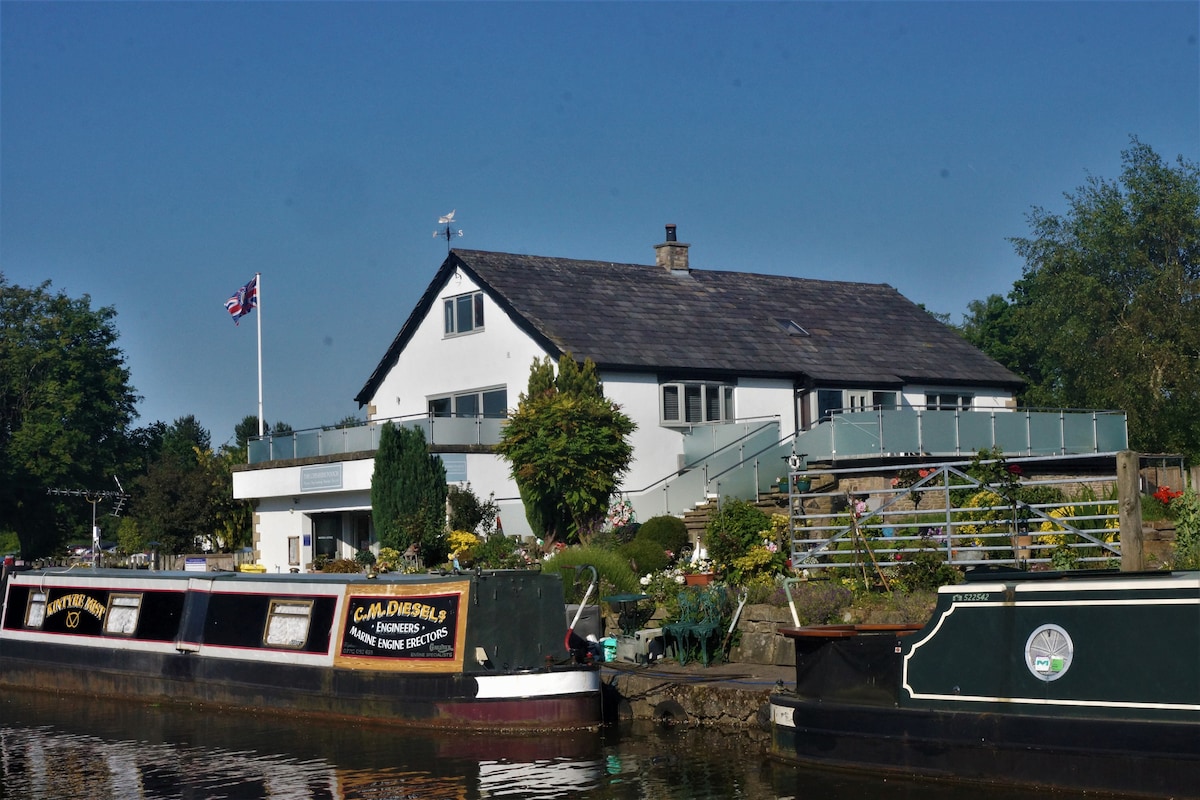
<box><xmin>444</xmin><ymin>291</ymin><xmax>484</xmax><ymax>335</ymax></box>
<box><xmin>926</xmin><ymin>392</ymin><xmax>972</xmax><ymax>411</ymax></box>
<box><xmin>429</xmin><ymin>387</ymin><xmax>507</xmax><ymax>418</ymax></box>
<box><xmin>105</xmin><ymin>593</ymin><xmax>142</xmax><ymax>636</ymax></box>
<box><xmin>24</xmin><ymin>591</ymin><xmax>47</xmax><ymax>629</ymax></box>
<box><xmin>773</xmin><ymin>318</ymin><xmax>809</xmax><ymax>336</ymax></box>
<box><xmin>661</xmin><ymin>382</ymin><xmax>734</xmax><ymax>425</ymax></box>
<box><xmin>816</xmin><ymin>389</ymin><xmax>900</xmax><ymax>422</ymax></box>
<box><xmin>263</xmin><ymin>599</ymin><xmax>313</xmax><ymax>649</ymax></box>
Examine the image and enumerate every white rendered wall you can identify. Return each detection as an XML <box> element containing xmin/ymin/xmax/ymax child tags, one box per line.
<box><xmin>253</xmin><ymin>491</ymin><xmax>371</xmax><ymax>574</ymax></box>
<box><xmin>232</xmin><ymin>457</ymin><xmax>375</xmax><ymax>500</ymax></box>
<box><xmin>368</xmin><ymin>269</ymin><xmax>548</xmax><ymax>421</ymax></box>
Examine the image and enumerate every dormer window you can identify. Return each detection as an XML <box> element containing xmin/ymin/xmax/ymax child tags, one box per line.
<box><xmin>444</xmin><ymin>292</ymin><xmax>484</xmax><ymax>336</ymax></box>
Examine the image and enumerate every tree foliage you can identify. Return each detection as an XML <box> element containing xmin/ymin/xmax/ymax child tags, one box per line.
<box><xmin>126</xmin><ymin>416</ymin><xmax>240</xmax><ymax>556</ymax></box>
<box><xmin>960</xmin><ymin>139</ymin><xmax>1200</xmax><ymax>461</ymax></box>
<box><xmin>0</xmin><ymin>276</ymin><xmax>139</xmax><ymax>557</ymax></box>
<box><xmin>370</xmin><ymin>422</ymin><xmax>449</xmax><ymax>562</ymax></box>
<box><xmin>495</xmin><ymin>353</ymin><xmax>636</xmax><ymax>545</ymax></box>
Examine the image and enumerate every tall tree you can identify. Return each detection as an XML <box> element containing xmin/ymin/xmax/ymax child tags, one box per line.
<box><xmin>496</xmin><ymin>353</ymin><xmax>636</xmax><ymax>545</ymax></box>
<box><xmin>0</xmin><ymin>277</ymin><xmax>139</xmax><ymax>557</ymax></box>
<box><xmin>371</xmin><ymin>422</ymin><xmax>449</xmax><ymax>562</ymax></box>
<box><xmin>961</xmin><ymin>139</ymin><xmax>1200</xmax><ymax>461</ymax></box>
<box><xmin>129</xmin><ymin>416</ymin><xmax>223</xmax><ymax>555</ymax></box>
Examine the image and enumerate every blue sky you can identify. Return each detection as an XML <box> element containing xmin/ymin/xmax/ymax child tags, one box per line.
<box><xmin>2</xmin><ymin>1</ymin><xmax>1197</xmax><ymax>447</ymax></box>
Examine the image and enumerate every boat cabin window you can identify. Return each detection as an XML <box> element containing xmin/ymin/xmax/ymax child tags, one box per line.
<box><xmin>24</xmin><ymin>591</ymin><xmax>47</xmax><ymax>629</ymax></box>
<box><xmin>105</xmin><ymin>594</ymin><xmax>143</xmax><ymax>636</ymax></box>
<box><xmin>264</xmin><ymin>599</ymin><xmax>313</xmax><ymax>649</ymax></box>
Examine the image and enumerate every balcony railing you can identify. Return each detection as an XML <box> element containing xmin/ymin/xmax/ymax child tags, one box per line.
<box><xmin>246</xmin><ymin>415</ymin><xmax>504</xmax><ymax>464</ymax></box>
<box><xmin>247</xmin><ymin>407</ymin><xmax>1129</xmax><ymax>519</ymax></box>
<box><xmin>627</xmin><ymin>408</ymin><xmax>1128</xmax><ymax>521</ymax></box>
<box><xmin>796</xmin><ymin>407</ymin><xmax>1127</xmax><ymax>462</ymax></box>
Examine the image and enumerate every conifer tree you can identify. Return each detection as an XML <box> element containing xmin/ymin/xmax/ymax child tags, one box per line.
<box><xmin>371</xmin><ymin>422</ymin><xmax>449</xmax><ymax>562</ymax></box>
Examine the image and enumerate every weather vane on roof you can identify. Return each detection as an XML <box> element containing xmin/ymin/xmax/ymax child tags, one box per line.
<box><xmin>433</xmin><ymin>209</ymin><xmax>464</xmax><ymax>251</ymax></box>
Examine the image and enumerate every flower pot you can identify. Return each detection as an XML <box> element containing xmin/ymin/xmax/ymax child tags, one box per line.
<box><xmin>793</xmin><ymin>478</ymin><xmax>812</xmax><ymax>492</ymax></box>
<box><xmin>684</xmin><ymin>572</ymin><xmax>715</xmax><ymax>586</ymax></box>
<box><xmin>1012</xmin><ymin>533</ymin><xmax>1033</xmax><ymax>561</ymax></box>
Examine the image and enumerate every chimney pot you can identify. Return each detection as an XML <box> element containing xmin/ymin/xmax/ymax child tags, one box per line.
<box><xmin>665</xmin><ymin>224</ymin><xmax>677</xmax><ymax>242</ymax></box>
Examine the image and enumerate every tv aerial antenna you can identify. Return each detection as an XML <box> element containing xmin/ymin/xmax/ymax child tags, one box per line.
<box><xmin>47</xmin><ymin>476</ymin><xmax>130</xmax><ymax>568</ymax></box>
<box><xmin>433</xmin><ymin>209</ymin><xmax>464</xmax><ymax>251</ymax></box>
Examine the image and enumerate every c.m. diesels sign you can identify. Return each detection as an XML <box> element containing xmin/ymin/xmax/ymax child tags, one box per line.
<box><xmin>335</xmin><ymin>581</ymin><xmax>470</xmax><ymax>672</ymax></box>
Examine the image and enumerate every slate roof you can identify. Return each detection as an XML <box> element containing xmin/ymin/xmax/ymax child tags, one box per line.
<box><xmin>355</xmin><ymin>248</ymin><xmax>1022</xmax><ymax>406</ymax></box>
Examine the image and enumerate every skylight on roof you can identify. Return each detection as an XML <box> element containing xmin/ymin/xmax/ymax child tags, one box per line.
<box><xmin>774</xmin><ymin>318</ymin><xmax>810</xmax><ymax>337</ymax></box>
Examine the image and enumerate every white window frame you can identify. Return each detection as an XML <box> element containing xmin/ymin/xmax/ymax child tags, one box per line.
<box><xmin>813</xmin><ymin>389</ymin><xmax>900</xmax><ymax>423</ymax></box>
<box><xmin>263</xmin><ymin>598</ymin><xmax>314</xmax><ymax>649</ymax></box>
<box><xmin>443</xmin><ymin>291</ymin><xmax>484</xmax><ymax>336</ymax></box>
<box><xmin>428</xmin><ymin>387</ymin><xmax>507</xmax><ymax>418</ymax></box>
<box><xmin>925</xmin><ymin>392</ymin><xmax>973</xmax><ymax>411</ymax></box>
<box><xmin>660</xmin><ymin>382</ymin><xmax>735</xmax><ymax>426</ymax></box>
<box><xmin>105</xmin><ymin>593</ymin><xmax>143</xmax><ymax>637</ymax></box>
<box><xmin>24</xmin><ymin>590</ymin><xmax>47</xmax><ymax>629</ymax></box>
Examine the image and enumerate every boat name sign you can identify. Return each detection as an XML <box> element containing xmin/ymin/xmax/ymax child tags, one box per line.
<box><xmin>341</xmin><ymin>592</ymin><xmax>459</xmax><ymax>660</ymax></box>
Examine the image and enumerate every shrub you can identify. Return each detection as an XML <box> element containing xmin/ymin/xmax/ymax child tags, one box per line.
<box><xmin>637</xmin><ymin>515</ymin><xmax>689</xmax><ymax>558</ymax></box>
<box><xmin>788</xmin><ymin>581</ymin><xmax>853</xmax><ymax>625</ymax></box>
<box><xmin>1170</xmin><ymin>489</ymin><xmax>1200</xmax><ymax>570</ymax></box>
<box><xmin>619</xmin><ymin>536</ymin><xmax>671</xmax><ymax>575</ymax></box>
<box><xmin>543</xmin><ymin>545</ymin><xmax>639</xmax><ymax>604</ymax></box>
<box><xmin>322</xmin><ymin>558</ymin><xmax>361</xmax><ymax>573</ymax></box>
<box><xmin>447</xmin><ymin>530</ymin><xmax>479</xmax><ymax>565</ymax></box>
<box><xmin>705</xmin><ymin>498</ymin><xmax>770</xmax><ymax>567</ymax></box>
<box><xmin>850</xmin><ymin>589</ymin><xmax>938</xmax><ymax>625</ymax></box>
<box><xmin>447</xmin><ymin>485</ymin><xmax>498</xmax><ymax>536</ymax></box>
<box><xmin>375</xmin><ymin>547</ymin><xmax>401</xmax><ymax>572</ymax></box>
<box><xmin>893</xmin><ymin>547</ymin><xmax>963</xmax><ymax>592</ymax></box>
<box><xmin>471</xmin><ymin>534</ymin><xmax>536</xmax><ymax>570</ymax></box>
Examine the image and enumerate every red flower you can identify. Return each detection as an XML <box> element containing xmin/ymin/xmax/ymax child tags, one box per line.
<box><xmin>1153</xmin><ymin>486</ymin><xmax>1183</xmax><ymax>505</ymax></box>
<box><xmin>1006</xmin><ymin>464</ymin><xmax>1023</xmax><ymax>475</ymax></box>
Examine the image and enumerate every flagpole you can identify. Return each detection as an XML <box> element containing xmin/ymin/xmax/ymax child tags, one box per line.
<box><xmin>255</xmin><ymin>272</ymin><xmax>264</xmax><ymax>437</ymax></box>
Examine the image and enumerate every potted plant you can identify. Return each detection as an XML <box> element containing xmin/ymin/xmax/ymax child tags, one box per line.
<box><xmin>682</xmin><ymin>558</ymin><xmax>716</xmax><ymax>585</ymax></box>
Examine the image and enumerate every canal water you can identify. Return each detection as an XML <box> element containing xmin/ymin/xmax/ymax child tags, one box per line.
<box><xmin>0</xmin><ymin>689</ymin><xmax>1091</xmax><ymax>800</ymax></box>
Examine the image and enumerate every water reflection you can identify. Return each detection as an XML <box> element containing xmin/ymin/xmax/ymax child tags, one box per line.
<box><xmin>0</xmin><ymin>690</ymin><xmax>1117</xmax><ymax>800</ymax></box>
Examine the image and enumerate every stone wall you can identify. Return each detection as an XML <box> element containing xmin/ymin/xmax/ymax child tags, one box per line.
<box><xmin>727</xmin><ymin>604</ymin><xmax>796</xmax><ymax>667</ymax></box>
<box><xmin>1144</xmin><ymin>520</ymin><xmax>1177</xmax><ymax>567</ymax></box>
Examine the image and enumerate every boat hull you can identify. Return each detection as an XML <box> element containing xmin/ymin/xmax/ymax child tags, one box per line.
<box><xmin>0</xmin><ymin>568</ymin><xmax>602</xmax><ymax>731</ymax></box>
<box><xmin>769</xmin><ymin>570</ymin><xmax>1200</xmax><ymax>796</ymax></box>
<box><xmin>770</xmin><ymin>695</ymin><xmax>1200</xmax><ymax>797</ymax></box>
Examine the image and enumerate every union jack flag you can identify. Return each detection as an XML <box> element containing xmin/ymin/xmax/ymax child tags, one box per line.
<box><xmin>224</xmin><ymin>276</ymin><xmax>258</xmax><ymax>325</ymax></box>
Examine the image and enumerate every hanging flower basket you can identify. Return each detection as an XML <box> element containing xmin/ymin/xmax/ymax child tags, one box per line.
<box><xmin>793</xmin><ymin>477</ymin><xmax>812</xmax><ymax>492</ymax></box>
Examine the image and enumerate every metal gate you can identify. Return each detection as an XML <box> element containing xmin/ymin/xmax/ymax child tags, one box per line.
<box><xmin>788</xmin><ymin>459</ymin><xmax>1121</xmax><ymax>575</ymax></box>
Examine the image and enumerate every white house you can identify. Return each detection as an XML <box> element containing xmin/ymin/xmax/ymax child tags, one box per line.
<box><xmin>233</xmin><ymin>225</ymin><xmax>1029</xmax><ymax>572</ymax></box>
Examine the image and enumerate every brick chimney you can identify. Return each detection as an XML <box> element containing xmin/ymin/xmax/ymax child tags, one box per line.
<box><xmin>654</xmin><ymin>224</ymin><xmax>690</xmax><ymax>272</ymax></box>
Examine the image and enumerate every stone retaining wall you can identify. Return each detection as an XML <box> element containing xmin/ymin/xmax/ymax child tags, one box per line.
<box><xmin>727</xmin><ymin>604</ymin><xmax>796</xmax><ymax>667</ymax></box>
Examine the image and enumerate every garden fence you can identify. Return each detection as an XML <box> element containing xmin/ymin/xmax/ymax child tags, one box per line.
<box><xmin>787</xmin><ymin>461</ymin><xmax>1121</xmax><ymax>575</ymax></box>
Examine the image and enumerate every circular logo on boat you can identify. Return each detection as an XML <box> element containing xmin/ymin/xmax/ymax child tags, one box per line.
<box><xmin>1025</xmin><ymin>624</ymin><xmax>1073</xmax><ymax>681</ymax></box>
